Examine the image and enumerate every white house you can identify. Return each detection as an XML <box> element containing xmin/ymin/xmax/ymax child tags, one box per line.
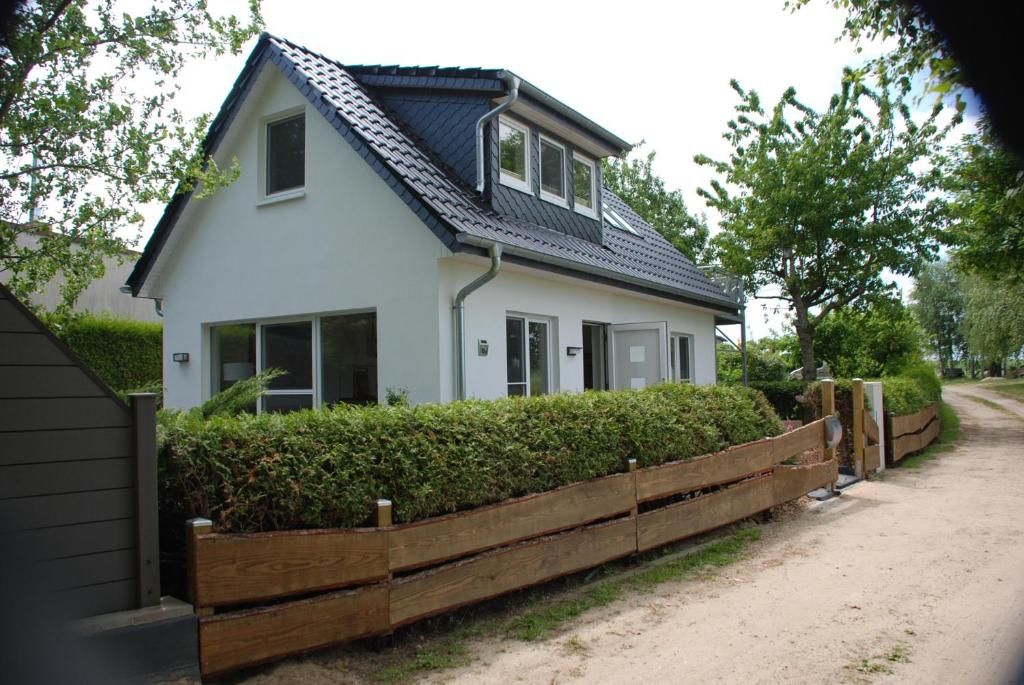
<box><xmin>126</xmin><ymin>34</ymin><xmax>741</xmax><ymax>410</ymax></box>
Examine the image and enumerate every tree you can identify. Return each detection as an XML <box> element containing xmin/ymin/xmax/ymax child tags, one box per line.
<box><xmin>696</xmin><ymin>71</ymin><xmax>952</xmax><ymax>380</ymax></box>
<box><xmin>962</xmin><ymin>272</ymin><xmax>1024</xmax><ymax>376</ymax></box>
<box><xmin>716</xmin><ymin>339</ymin><xmax>791</xmax><ymax>384</ymax></box>
<box><xmin>909</xmin><ymin>260</ymin><xmax>965</xmax><ymax>371</ymax></box>
<box><xmin>1</xmin><ymin>0</ymin><xmax>263</xmax><ymax>313</ymax></box>
<box><xmin>602</xmin><ymin>143</ymin><xmax>709</xmax><ymax>263</ymax></box>
<box><xmin>937</xmin><ymin>125</ymin><xmax>1024</xmax><ymax>282</ymax></box>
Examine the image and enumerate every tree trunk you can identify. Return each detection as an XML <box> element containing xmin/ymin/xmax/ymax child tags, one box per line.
<box><xmin>793</xmin><ymin>302</ymin><xmax>816</xmax><ymax>381</ymax></box>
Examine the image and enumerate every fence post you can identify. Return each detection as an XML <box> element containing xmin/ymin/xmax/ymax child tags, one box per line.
<box><xmin>186</xmin><ymin>517</ymin><xmax>214</xmax><ymax>617</ymax></box>
<box><xmin>821</xmin><ymin>379</ymin><xmax>838</xmax><ymax>489</ymax></box>
<box><xmin>883</xmin><ymin>412</ymin><xmax>895</xmax><ymax>468</ymax></box>
<box><xmin>130</xmin><ymin>392</ymin><xmax>160</xmax><ymax>608</ymax></box>
<box><xmin>375</xmin><ymin>499</ymin><xmax>394</xmax><ymax>644</ymax></box>
<box><xmin>852</xmin><ymin>379</ymin><xmax>865</xmax><ymax>480</ymax></box>
<box><xmin>627</xmin><ymin>459</ymin><xmax>639</xmax><ymax>553</ymax></box>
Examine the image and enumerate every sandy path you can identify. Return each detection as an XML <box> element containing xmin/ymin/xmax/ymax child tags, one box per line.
<box><xmin>431</xmin><ymin>385</ymin><xmax>1024</xmax><ymax>685</ymax></box>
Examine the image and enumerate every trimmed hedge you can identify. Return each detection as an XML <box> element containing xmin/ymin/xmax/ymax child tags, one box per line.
<box><xmin>51</xmin><ymin>314</ymin><xmax>162</xmax><ymax>392</ymax></box>
<box><xmin>158</xmin><ymin>384</ymin><xmax>784</xmax><ymax>533</ymax></box>
<box><xmin>748</xmin><ymin>380</ymin><xmax>806</xmax><ymax>420</ymax></box>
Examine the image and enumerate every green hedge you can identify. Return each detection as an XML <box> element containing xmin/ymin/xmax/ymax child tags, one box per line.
<box><xmin>51</xmin><ymin>314</ymin><xmax>162</xmax><ymax>392</ymax></box>
<box><xmin>748</xmin><ymin>380</ymin><xmax>806</xmax><ymax>420</ymax></box>
<box><xmin>882</xmin><ymin>363</ymin><xmax>941</xmax><ymax>415</ymax></box>
<box><xmin>158</xmin><ymin>384</ymin><xmax>784</xmax><ymax>533</ymax></box>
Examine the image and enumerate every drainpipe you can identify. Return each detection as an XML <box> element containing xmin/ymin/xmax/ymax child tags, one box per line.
<box><xmin>454</xmin><ymin>243</ymin><xmax>502</xmax><ymax>400</ymax></box>
<box><xmin>475</xmin><ymin>73</ymin><xmax>522</xmax><ymax>194</ymax></box>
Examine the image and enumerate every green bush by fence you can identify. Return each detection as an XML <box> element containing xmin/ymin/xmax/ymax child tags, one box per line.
<box><xmin>50</xmin><ymin>314</ymin><xmax>162</xmax><ymax>392</ymax></box>
<box><xmin>748</xmin><ymin>380</ymin><xmax>806</xmax><ymax>419</ymax></box>
<box><xmin>158</xmin><ymin>384</ymin><xmax>784</xmax><ymax>534</ymax></box>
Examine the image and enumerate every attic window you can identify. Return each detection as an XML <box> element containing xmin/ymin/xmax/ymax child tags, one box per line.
<box><xmin>266</xmin><ymin>113</ymin><xmax>305</xmax><ymax>196</ymax></box>
<box><xmin>499</xmin><ymin>118</ymin><xmax>530</xmax><ymax>193</ymax></box>
<box><xmin>572</xmin><ymin>153</ymin><xmax>597</xmax><ymax>217</ymax></box>
<box><xmin>602</xmin><ymin>203</ymin><xmax>640</xmax><ymax>236</ymax></box>
<box><xmin>539</xmin><ymin>136</ymin><xmax>567</xmax><ymax>204</ymax></box>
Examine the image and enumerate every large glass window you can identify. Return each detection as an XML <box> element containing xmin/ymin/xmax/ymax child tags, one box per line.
<box><xmin>211</xmin><ymin>324</ymin><xmax>257</xmax><ymax>411</ymax></box>
<box><xmin>539</xmin><ymin>137</ymin><xmax>566</xmax><ymax>201</ymax></box>
<box><xmin>262</xmin><ymin>321</ymin><xmax>313</xmax><ymax>412</ymax></box>
<box><xmin>321</xmin><ymin>312</ymin><xmax>378</xmax><ymax>406</ymax></box>
<box><xmin>573</xmin><ymin>154</ymin><xmax>596</xmax><ymax>215</ymax></box>
<box><xmin>266</xmin><ymin>113</ymin><xmax>305</xmax><ymax>195</ymax></box>
<box><xmin>506</xmin><ymin>315</ymin><xmax>553</xmax><ymax>397</ymax></box>
<box><xmin>499</xmin><ymin>119</ymin><xmax>529</xmax><ymax>191</ymax></box>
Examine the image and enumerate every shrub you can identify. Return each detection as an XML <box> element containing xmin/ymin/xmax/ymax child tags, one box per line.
<box><xmin>158</xmin><ymin>384</ymin><xmax>784</xmax><ymax>533</ymax></box>
<box><xmin>748</xmin><ymin>380</ymin><xmax>806</xmax><ymax>419</ymax></box>
<box><xmin>48</xmin><ymin>313</ymin><xmax>162</xmax><ymax>392</ymax></box>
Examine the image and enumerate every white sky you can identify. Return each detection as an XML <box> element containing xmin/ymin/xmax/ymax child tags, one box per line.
<box><xmin>142</xmin><ymin>0</ymin><xmax>973</xmax><ymax>341</ymax></box>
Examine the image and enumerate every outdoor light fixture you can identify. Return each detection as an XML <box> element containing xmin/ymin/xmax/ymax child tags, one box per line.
<box><xmin>824</xmin><ymin>415</ymin><xmax>843</xmax><ymax>449</ymax></box>
<box><xmin>566</xmin><ymin>346</ymin><xmax>583</xmax><ymax>357</ymax></box>
<box><xmin>477</xmin><ymin>339</ymin><xmax>489</xmax><ymax>356</ymax></box>
<box><xmin>172</xmin><ymin>352</ymin><xmax>190</xmax><ymax>363</ymax></box>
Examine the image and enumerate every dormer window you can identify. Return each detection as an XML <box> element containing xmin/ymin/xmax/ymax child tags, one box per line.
<box><xmin>539</xmin><ymin>135</ymin><xmax>567</xmax><ymax>204</ymax></box>
<box><xmin>499</xmin><ymin>118</ymin><xmax>530</xmax><ymax>192</ymax></box>
<box><xmin>572</xmin><ymin>153</ymin><xmax>597</xmax><ymax>217</ymax></box>
<box><xmin>266</xmin><ymin>112</ymin><xmax>305</xmax><ymax>197</ymax></box>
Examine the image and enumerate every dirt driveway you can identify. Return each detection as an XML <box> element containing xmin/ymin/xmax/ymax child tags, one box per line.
<box><xmin>426</xmin><ymin>385</ymin><xmax>1024</xmax><ymax>685</ymax></box>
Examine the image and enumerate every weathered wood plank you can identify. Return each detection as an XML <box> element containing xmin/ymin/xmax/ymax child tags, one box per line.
<box><xmin>390</xmin><ymin>473</ymin><xmax>634</xmax><ymax>572</ymax></box>
<box><xmin>864</xmin><ymin>444</ymin><xmax>881</xmax><ymax>472</ymax></box>
<box><xmin>0</xmin><ymin>300</ymin><xmax>37</xmax><ymax>332</ymax></box>
<box><xmin>0</xmin><ymin>488</ymin><xmax>135</xmax><ymax>531</ymax></box>
<box><xmin>0</xmin><ymin>397</ymin><xmax>131</xmax><ymax>432</ymax></box>
<box><xmin>193</xmin><ymin>528</ymin><xmax>388</xmax><ymax>607</ymax></box>
<box><xmin>199</xmin><ymin>583</ymin><xmax>389</xmax><ymax>677</ymax></box>
<box><xmin>891</xmin><ymin>403</ymin><xmax>938</xmax><ymax>438</ymax></box>
<box><xmin>0</xmin><ymin>332</ymin><xmax>74</xmax><ymax>365</ymax></box>
<box><xmin>863</xmin><ymin>411</ymin><xmax>880</xmax><ymax>444</ymax></box>
<box><xmin>772</xmin><ymin>419</ymin><xmax>826</xmax><ymax>461</ymax></box>
<box><xmin>919</xmin><ymin>418</ymin><xmax>941</xmax><ymax>450</ymax></box>
<box><xmin>892</xmin><ymin>432</ymin><xmax>921</xmax><ymax>462</ymax></box>
<box><xmin>0</xmin><ymin>427</ymin><xmax>133</xmax><ymax>465</ymax></box>
<box><xmin>773</xmin><ymin>460</ymin><xmax>838</xmax><ymax>503</ymax></box>
<box><xmin>0</xmin><ymin>457</ymin><xmax>133</xmax><ymax>499</ymax></box>
<box><xmin>635</xmin><ymin>439</ymin><xmax>774</xmax><ymax>503</ymax></box>
<box><xmin>0</xmin><ymin>366</ymin><xmax>109</xmax><ymax>399</ymax></box>
<box><xmin>390</xmin><ymin>518</ymin><xmax>636</xmax><ymax>627</ymax></box>
<box><xmin>636</xmin><ymin>475</ymin><xmax>776</xmax><ymax>552</ymax></box>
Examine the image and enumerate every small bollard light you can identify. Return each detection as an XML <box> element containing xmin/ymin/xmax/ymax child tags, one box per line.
<box><xmin>825</xmin><ymin>415</ymin><xmax>843</xmax><ymax>448</ymax></box>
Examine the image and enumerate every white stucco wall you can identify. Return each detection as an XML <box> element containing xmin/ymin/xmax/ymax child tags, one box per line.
<box><xmin>438</xmin><ymin>256</ymin><xmax>720</xmax><ymax>402</ymax></box>
<box><xmin>146</xmin><ymin>64</ymin><xmax>447</xmax><ymax>409</ymax></box>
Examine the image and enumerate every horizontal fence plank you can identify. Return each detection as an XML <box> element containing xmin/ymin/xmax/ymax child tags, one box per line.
<box><xmin>390</xmin><ymin>473</ymin><xmax>634</xmax><ymax>572</ymax></box>
<box><xmin>200</xmin><ymin>583</ymin><xmax>389</xmax><ymax>677</ymax></box>
<box><xmin>0</xmin><ymin>488</ymin><xmax>135</xmax><ymax>532</ymax></box>
<box><xmin>892</xmin><ymin>433</ymin><xmax>921</xmax><ymax>462</ymax></box>
<box><xmin>18</xmin><ymin>518</ymin><xmax>137</xmax><ymax>561</ymax></box>
<box><xmin>771</xmin><ymin>419</ymin><xmax>826</xmax><ymax>461</ymax></box>
<box><xmin>0</xmin><ymin>457</ymin><xmax>133</xmax><ymax>499</ymax></box>
<box><xmin>772</xmin><ymin>460</ymin><xmax>838</xmax><ymax>503</ymax></box>
<box><xmin>635</xmin><ymin>439</ymin><xmax>773</xmax><ymax>503</ymax></box>
<box><xmin>41</xmin><ymin>548</ymin><xmax>136</xmax><ymax>591</ymax></box>
<box><xmin>0</xmin><ymin>366</ymin><xmax>109</xmax><ymax>399</ymax></box>
<box><xmin>0</xmin><ymin>427</ymin><xmax>133</xmax><ymax>466</ymax></box>
<box><xmin>920</xmin><ymin>418</ymin><xmax>941</xmax><ymax>450</ymax></box>
<box><xmin>0</xmin><ymin>331</ymin><xmax>74</xmax><ymax>365</ymax></box>
<box><xmin>193</xmin><ymin>529</ymin><xmax>388</xmax><ymax>608</ymax></box>
<box><xmin>864</xmin><ymin>444</ymin><xmax>881</xmax><ymax>472</ymax></box>
<box><xmin>0</xmin><ymin>398</ymin><xmax>131</xmax><ymax>432</ymax></box>
<box><xmin>637</xmin><ymin>475</ymin><xmax>775</xmax><ymax>552</ymax></box>
<box><xmin>891</xmin><ymin>403</ymin><xmax>938</xmax><ymax>438</ymax></box>
<box><xmin>60</xmin><ymin>578</ymin><xmax>137</xmax><ymax>619</ymax></box>
<box><xmin>0</xmin><ymin>300</ymin><xmax>37</xmax><ymax>332</ymax></box>
<box><xmin>864</xmin><ymin>412</ymin><xmax>880</xmax><ymax>444</ymax></box>
<box><xmin>390</xmin><ymin>518</ymin><xmax>636</xmax><ymax>627</ymax></box>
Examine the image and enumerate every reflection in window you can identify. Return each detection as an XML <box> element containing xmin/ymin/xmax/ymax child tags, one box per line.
<box><xmin>507</xmin><ymin>315</ymin><xmax>551</xmax><ymax>397</ymax></box>
<box><xmin>322</xmin><ymin>312</ymin><xmax>378</xmax><ymax>405</ymax></box>
<box><xmin>540</xmin><ymin>138</ymin><xmax>565</xmax><ymax>199</ymax></box>
<box><xmin>573</xmin><ymin>156</ymin><xmax>594</xmax><ymax>211</ymax></box>
<box><xmin>266</xmin><ymin>114</ymin><xmax>305</xmax><ymax>195</ymax></box>
<box><xmin>528</xmin><ymin>320</ymin><xmax>549</xmax><ymax>396</ymax></box>
<box><xmin>262</xmin><ymin>321</ymin><xmax>313</xmax><ymax>413</ymax></box>
<box><xmin>211</xmin><ymin>324</ymin><xmax>256</xmax><ymax>412</ymax></box>
<box><xmin>506</xmin><ymin>317</ymin><xmax>526</xmax><ymax>396</ymax></box>
<box><xmin>499</xmin><ymin>120</ymin><xmax>528</xmax><ymax>185</ymax></box>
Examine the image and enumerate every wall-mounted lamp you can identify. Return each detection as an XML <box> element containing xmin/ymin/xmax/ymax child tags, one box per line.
<box><xmin>172</xmin><ymin>352</ymin><xmax>190</xmax><ymax>363</ymax></box>
<box><xmin>566</xmin><ymin>346</ymin><xmax>583</xmax><ymax>357</ymax></box>
<box><xmin>477</xmin><ymin>339</ymin><xmax>489</xmax><ymax>356</ymax></box>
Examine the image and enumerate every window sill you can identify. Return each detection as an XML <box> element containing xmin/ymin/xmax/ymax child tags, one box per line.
<box><xmin>258</xmin><ymin>188</ymin><xmax>306</xmax><ymax>207</ymax></box>
<box><xmin>574</xmin><ymin>203</ymin><xmax>598</xmax><ymax>219</ymax></box>
<box><xmin>499</xmin><ymin>175</ymin><xmax>532</xmax><ymax>196</ymax></box>
<box><xmin>540</xmin><ymin>192</ymin><xmax>569</xmax><ymax>208</ymax></box>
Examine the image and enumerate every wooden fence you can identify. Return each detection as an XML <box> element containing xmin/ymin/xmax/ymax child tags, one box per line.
<box><xmin>186</xmin><ymin>418</ymin><xmax>837</xmax><ymax>676</ymax></box>
<box><xmin>885</xmin><ymin>402</ymin><xmax>941</xmax><ymax>464</ymax></box>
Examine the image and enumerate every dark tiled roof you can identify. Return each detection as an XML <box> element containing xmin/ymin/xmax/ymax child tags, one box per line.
<box><xmin>129</xmin><ymin>34</ymin><xmax>738</xmax><ymax>314</ymax></box>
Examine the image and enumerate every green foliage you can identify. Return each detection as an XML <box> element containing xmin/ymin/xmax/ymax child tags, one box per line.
<box><xmin>47</xmin><ymin>313</ymin><xmax>161</xmax><ymax>392</ymax></box>
<box><xmin>158</xmin><ymin>384</ymin><xmax>784</xmax><ymax>533</ymax></box>
<box><xmin>748</xmin><ymin>380</ymin><xmax>807</xmax><ymax>420</ymax></box>
<box><xmin>1</xmin><ymin>1</ymin><xmax>263</xmax><ymax>313</ymax></box>
<box><xmin>195</xmin><ymin>369</ymin><xmax>283</xmax><ymax>420</ymax></box>
<box><xmin>910</xmin><ymin>261</ymin><xmax>966</xmax><ymax>369</ymax></box>
<box><xmin>716</xmin><ymin>340</ymin><xmax>791</xmax><ymax>384</ymax></box>
<box><xmin>601</xmin><ymin>143</ymin><xmax>710</xmax><ymax>263</ymax></box>
<box><xmin>961</xmin><ymin>271</ymin><xmax>1024</xmax><ymax>366</ymax></box>
<box><xmin>881</xmin><ymin>363</ymin><xmax>941</xmax><ymax>415</ymax></box>
<box><xmin>697</xmin><ymin>71</ymin><xmax>953</xmax><ymax>379</ymax></box>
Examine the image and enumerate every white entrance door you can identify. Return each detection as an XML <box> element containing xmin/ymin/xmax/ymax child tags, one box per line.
<box><xmin>608</xmin><ymin>322</ymin><xmax>669</xmax><ymax>391</ymax></box>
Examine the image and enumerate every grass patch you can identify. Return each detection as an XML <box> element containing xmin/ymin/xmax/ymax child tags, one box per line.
<box><xmin>988</xmin><ymin>379</ymin><xmax>1024</xmax><ymax>402</ymax></box>
<box><xmin>509</xmin><ymin>527</ymin><xmax>761</xmax><ymax>641</ymax></box>
<box><xmin>964</xmin><ymin>394</ymin><xmax>1015</xmax><ymax>415</ymax></box>
<box><xmin>898</xmin><ymin>401</ymin><xmax>961</xmax><ymax>468</ymax></box>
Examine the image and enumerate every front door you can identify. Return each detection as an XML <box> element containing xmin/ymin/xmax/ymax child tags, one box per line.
<box><xmin>608</xmin><ymin>322</ymin><xmax>669</xmax><ymax>390</ymax></box>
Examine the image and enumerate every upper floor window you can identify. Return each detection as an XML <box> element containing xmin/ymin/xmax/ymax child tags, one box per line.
<box><xmin>572</xmin><ymin>153</ymin><xmax>596</xmax><ymax>216</ymax></box>
<box><xmin>266</xmin><ymin>113</ymin><xmax>305</xmax><ymax>196</ymax></box>
<box><xmin>499</xmin><ymin>118</ymin><xmax>530</xmax><ymax>192</ymax></box>
<box><xmin>539</xmin><ymin>136</ymin><xmax>566</xmax><ymax>203</ymax></box>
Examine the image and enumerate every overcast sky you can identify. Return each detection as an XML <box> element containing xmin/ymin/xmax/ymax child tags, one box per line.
<box><xmin>150</xmin><ymin>0</ymin><xmax>970</xmax><ymax>341</ymax></box>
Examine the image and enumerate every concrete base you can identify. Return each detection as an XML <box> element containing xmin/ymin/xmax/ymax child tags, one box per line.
<box><xmin>75</xmin><ymin>596</ymin><xmax>199</xmax><ymax>684</ymax></box>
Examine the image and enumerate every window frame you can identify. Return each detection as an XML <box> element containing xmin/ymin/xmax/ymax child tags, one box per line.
<box><xmin>669</xmin><ymin>332</ymin><xmax>695</xmax><ymax>383</ymax></box>
<box><xmin>572</xmin><ymin>152</ymin><xmax>598</xmax><ymax>218</ymax></box>
<box><xmin>260</xmin><ymin>108</ymin><xmax>307</xmax><ymax>205</ymax></box>
<box><xmin>506</xmin><ymin>313</ymin><xmax>557</xmax><ymax>397</ymax></box>
<box><xmin>538</xmin><ymin>134</ymin><xmax>568</xmax><ymax>206</ymax></box>
<box><xmin>497</xmin><ymin>116</ymin><xmax>532</xmax><ymax>195</ymax></box>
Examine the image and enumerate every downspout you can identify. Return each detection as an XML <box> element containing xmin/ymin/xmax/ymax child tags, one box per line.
<box><xmin>454</xmin><ymin>243</ymin><xmax>502</xmax><ymax>400</ymax></box>
<box><xmin>475</xmin><ymin>73</ymin><xmax>522</xmax><ymax>194</ymax></box>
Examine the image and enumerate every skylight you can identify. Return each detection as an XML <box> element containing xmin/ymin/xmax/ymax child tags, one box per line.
<box><xmin>602</xmin><ymin>203</ymin><xmax>640</xmax><ymax>236</ymax></box>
